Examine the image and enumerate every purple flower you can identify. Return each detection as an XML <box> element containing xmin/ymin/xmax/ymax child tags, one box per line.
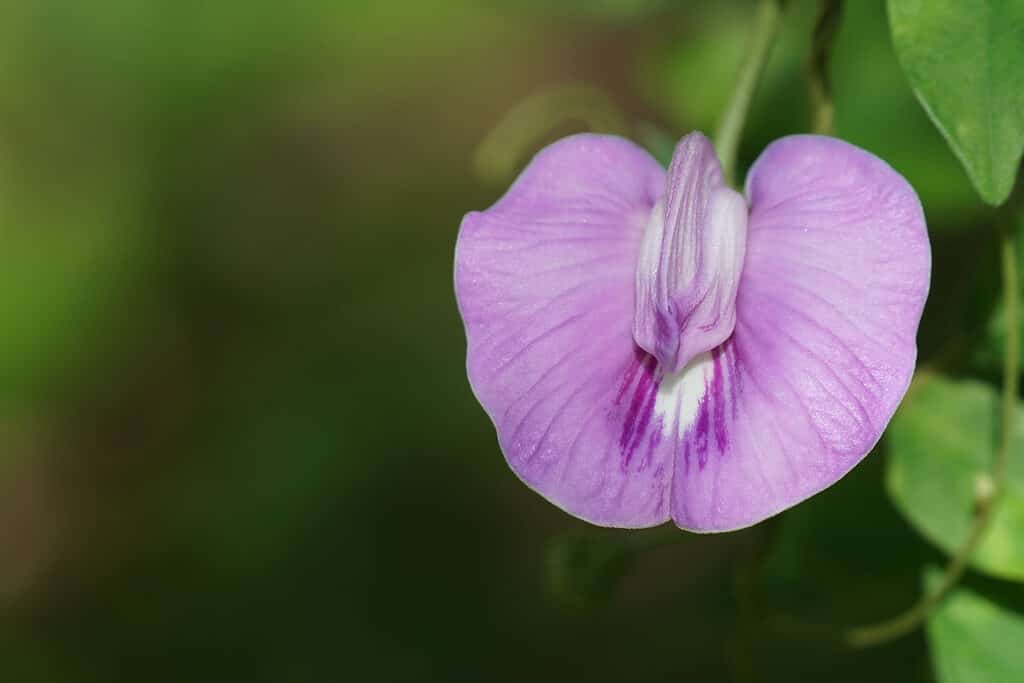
<box><xmin>455</xmin><ymin>132</ymin><xmax>930</xmax><ymax>532</ymax></box>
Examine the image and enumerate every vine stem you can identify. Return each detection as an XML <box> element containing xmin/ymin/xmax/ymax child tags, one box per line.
<box><xmin>841</xmin><ymin>213</ymin><xmax>1020</xmax><ymax>649</ymax></box>
<box><xmin>807</xmin><ymin>0</ymin><xmax>842</xmax><ymax>135</ymax></box>
<box><xmin>474</xmin><ymin>83</ymin><xmax>628</xmax><ymax>183</ymax></box>
<box><xmin>713</xmin><ymin>0</ymin><xmax>786</xmax><ymax>187</ymax></box>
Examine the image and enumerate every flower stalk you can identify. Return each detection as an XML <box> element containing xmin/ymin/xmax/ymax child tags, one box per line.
<box><xmin>713</xmin><ymin>0</ymin><xmax>786</xmax><ymax>186</ymax></box>
<box><xmin>842</xmin><ymin>209</ymin><xmax>1019</xmax><ymax>649</ymax></box>
<box><xmin>808</xmin><ymin>0</ymin><xmax>842</xmax><ymax>135</ymax></box>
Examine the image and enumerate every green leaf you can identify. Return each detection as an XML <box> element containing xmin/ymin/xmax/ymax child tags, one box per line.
<box><xmin>887</xmin><ymin>0</ymin><xmax>1024</xmax><ymax>206</ymax></box>
<box><xmin>925</xmin><ymin>568</ymin><xmax>1024</xmax><ymax>682</ymax></box>
<box><xmin>833</xmin><ymin>0</ymin><xmax>984</xmax><ymax>225</ymax></box>
<box><xmin>887</xmin><ymin>375</ymin><xmax>1024</xmax><ymax>581</ymax></box>
<box><xmin>644</xmin><ymin>1</ymin><xmax>987</xmax><ymax>224</ymax></box>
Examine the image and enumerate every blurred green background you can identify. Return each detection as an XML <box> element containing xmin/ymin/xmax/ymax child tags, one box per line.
<box><xmin>0</xmin><ymin>1</ymin><xmax>1004</xmax><ymax>681</ymax></box>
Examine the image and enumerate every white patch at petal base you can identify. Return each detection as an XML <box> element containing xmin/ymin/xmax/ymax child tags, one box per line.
<box><xmin>654</xmin><ymin>351</ymin><xmax>714</xmax><ymax>436</ymax></box>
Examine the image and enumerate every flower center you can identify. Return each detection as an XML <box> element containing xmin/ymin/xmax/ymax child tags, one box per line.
<box><xmin>632</xmin><ymin>132</ymin><xmax>748</xmax><ymax>375</ymax></box>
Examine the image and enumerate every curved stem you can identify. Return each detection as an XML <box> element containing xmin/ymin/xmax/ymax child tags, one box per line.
<box><xmin>474</xmin><ymin>83</ymin><xmax>628</xmax><ymax>183</ymax></box>
<box><xmin>842</xmin><ymin>214</ymin><xmax>1019</xmax><ymax>649</ymax></box>
<box><xmin>807</xmin><ymin>0</ymin><xmax>842</xmax><ymax>135</ymax></box>
<box><xmin>713</xmin><ymin>0</ymin><xmax>786</xmax><ymax>187</ymax></box>
<box><xmin>998</xmin><ymin>213</ymin><xmax>1020</xmax><ymax>507</ymax></box>
<box><xmin>843</xmin><ymin>507</ymin><xmax>994</xmax><ymax>647</ymax></box>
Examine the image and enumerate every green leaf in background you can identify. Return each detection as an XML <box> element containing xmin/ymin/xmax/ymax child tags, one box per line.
<box><xmin>925</xmin><ymin>568</ymin><xmax>1024</xmax><ymax>682</ymax></box>
<box><xmin>887</xmin><ymin>375</ymin><xmax>1024</xmax><ymax>581</ymax></box>
<box><xmin>644</xmin><ymin>1</ymin><xmax>986</xmax><ymax>225</ymax></box>
<box><xmin>887</xmin><ymin>0</ymin><xmax>1024</xmax><ymax>206</ymax></box>
<box><xmin>832</xmin><ymin>0</ymin><xmax>984</xmax><ymax>224</ymax></box>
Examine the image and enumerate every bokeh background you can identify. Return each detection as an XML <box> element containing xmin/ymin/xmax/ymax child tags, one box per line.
<box><xmin>0</xmin><ymin>1</ymin><xmax>1004</xmax><ymax>681</ymax></box>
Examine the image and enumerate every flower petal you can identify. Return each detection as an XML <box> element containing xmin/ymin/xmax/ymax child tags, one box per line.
<box><xmin>455</xmin><ymin>134</ymin><xmax>673</xmax><ymax>527</ymax></box>
<box><xmin>670</xmin><ymin>135</ymin><xmax>931</xmax><ymax>532</ymax></box>
<box><xmin>633</xmin><ymin>133</ymin><xmax>747</xmax><ymax>374</ymax></box>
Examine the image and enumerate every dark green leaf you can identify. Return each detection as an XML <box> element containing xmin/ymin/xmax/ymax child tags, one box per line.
<box><xmin>834</xmin><ymin>0</ymin><xmax>984</xmax><ymax>223</ymax></box>
<box><xmin>646</xmin><ymin>1</ymin><xmax>986</xmax><ymax>223</ymax></box>
<box><xmin>887</xmin><ymin>0</ymin><xmax>1024</xmax><ymax>205</ymax></box>
<box><xmin>925</xmin><ymin>568</ymin><xmax>1024</xmax><ymax>682</ymax></box>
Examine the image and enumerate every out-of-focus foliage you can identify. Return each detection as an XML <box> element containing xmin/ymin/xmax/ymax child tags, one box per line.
<box><xmin>977</xmin><ymin>214</ymin><xmax>1024</xmax><ymax>374</ymax></box>
<box><xmin>760</xmin><ymin>447</ymin><xmax>929</xmax><ymax>628</ymax></box>
<box><xmin>0</xmin><ymin>185</ymin><xmax>149</xmax><ymax>405</ymax></box>
<box><xmin>887</xmin><ymin>376</ymin><xmax>1024</xmax><ymax>581</ymax></box>
<box><xmin>0</xmin><ymin>3</ymin><xmax>156</xmax><ymax>407</ymax></box>
<box><xmin>545</xmin><ymin>533</ymin><xmax>639</xmax><ymax>610</ymax></box>
<box><xmin>925</xmin><ymin>569</ymin><xmax>1024</xmax><ymax>682</ymax></box>
<box><xmin>888</xmin><ymin>0</ymin><xmax>1024</xmax><ymax>206</ymax></box>
<box><xmin>519</xmin><ymin>0</ymin><xmax>673</xmax><ymax>21</ymax></box>
<box><xmin>0</xmin><ymin>0</ymin><xmax>1020</xmax><ymax>681</ymax></box>
<box><xmin>642</xmin><ymin>0</ymin><xmax>986</xmax><ymax>224</ymax></box>
<box><xmin>829</xmin><ymin>0</ymin><xmax>985</xmax><ymax>223</ymax></box>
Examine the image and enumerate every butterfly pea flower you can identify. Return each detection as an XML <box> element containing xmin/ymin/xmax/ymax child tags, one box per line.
<box><xmin>455</xmin><ymin>132</ymin><xmax>930</xmax><ymax>532</ymax></box>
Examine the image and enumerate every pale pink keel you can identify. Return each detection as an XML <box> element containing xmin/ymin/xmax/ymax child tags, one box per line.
<box><xmin>455</xmin><ymin>132</ymin><xmax>930</xmax><ymax>532</ymax></box>
<box><xmin>634</xmin><ymin>133</ymin><xmax>747</xmax><ymax>374</ymax></box>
